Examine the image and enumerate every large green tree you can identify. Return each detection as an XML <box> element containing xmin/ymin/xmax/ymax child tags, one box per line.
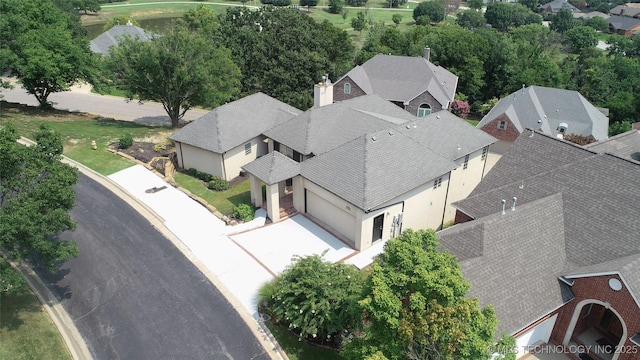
<box><xmin>456</xmin><ymin>9</ymin><xmax>487</xmax><ymax>30</ymax></box>
<box><xmin>413</xmin><ymin>1</ymin><xmax>445</xmax><ymax>24</ymax></box>
<box><xmin>0</xmin><ymin>0</ymin><xmax>95</xmax><ymax>107</ymax></box>
<box><xmin>484</xmin><ymin>2</ymin><xmax>541</xmax><ymax>31</ymax></box>
<box><xmin>0</xmin><ymin>124</ymin><xmax>79</xmax><ymax>293</ymax></box>
<box><xmin>107</xmin><ymin>24</ymin><xmax>241</xmax><ymax>127</ymax></box>
<box><xmin>341</xmin><ymin>229</ymin><xmax>500</xmax><ymax>360</ymax></box>
<box><xmin>550</xmin><ymin>8</ymin><xmax>580</xmax><ymax>33</ymax></box>
<box><xmin>216</xmin><ymin>7</ymin><xmax>354</xmax><ymax>110</ymax></box>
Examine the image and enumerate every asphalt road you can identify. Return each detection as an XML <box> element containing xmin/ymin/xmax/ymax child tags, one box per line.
<box><xmin>38</xmin><ymin>173</ymin><xmax>270</xmax><ymax>360</ymax></box>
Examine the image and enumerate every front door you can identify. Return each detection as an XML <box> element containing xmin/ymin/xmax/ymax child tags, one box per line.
<box><xmin>372</xmin><ymin>214</ymin><xmax>384</xmax><ymax>243</ymax></box>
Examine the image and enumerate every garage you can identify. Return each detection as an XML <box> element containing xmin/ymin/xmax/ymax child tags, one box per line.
<box><xmin>305</xmin><ymin>189</ymin><xmax>356</xmax><ymax>245</ymax></box>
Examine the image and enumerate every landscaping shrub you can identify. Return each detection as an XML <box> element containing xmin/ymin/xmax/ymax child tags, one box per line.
<box><xmin>197</xmin><ymin>171</ymin><xmax>213</xmax><ymax>182</ymax></box>
<box><xmin>233</xmin><ymin>203</ymin><xmax>254</xmax><ymax>221</ymax></box>
<box><xmin>187</xmin><ymin>168</ymin><xmax>198</xmax><ymax>177</ymax></box>
<box><xmin>154</xmin><ymin>143</ymin><xmax>166</xmax><ymax>152</ymax></box>
<box><xmin>119</xmin><ymin>133</ymin><xmax>133</xmax><ymax>149</ymax></box>
<box><xmin>208</xmin><ymin>176</ymin><xmax>229</xmax><ymax>191</ymax></box>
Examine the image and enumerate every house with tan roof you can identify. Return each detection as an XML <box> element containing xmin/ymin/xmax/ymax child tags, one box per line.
<box><xmin>332</xmin><ymin>49</ymin><xmax>458</xmax><ymax>118</ymax></box>
<box><xmin>241</xmin><ymin>81</ymin><xmax>495</xmax><ymax>251</ymax></box>
<box><xmin>439</xmin><ymin>130</ymin><xmax>640</xmax><ymax>359</ymax></box>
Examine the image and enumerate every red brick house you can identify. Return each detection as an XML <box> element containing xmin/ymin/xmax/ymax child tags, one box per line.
<box><xmin>332</xmin><ymin>49</ymin><xmax>458</xmax><ymax>117</ymax></box>
<box><xmin>439</xmin><ymin>130</ymin><xmax>640</xmax><ymax>359</ymax></box>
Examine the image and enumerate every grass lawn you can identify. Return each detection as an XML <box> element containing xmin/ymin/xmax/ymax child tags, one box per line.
<box><xmin>265</xmin><ymin>322</ymin><xmax>345</xmax><ymax>360</ymax></box>
<box><xmin>173</xmin><ymin>172</ymin><xmax>251</xmax><ymax>215</ymax></box>
<box><xmin>0</xmin><ymin>288</ymin><xmax>71</xmax><ymax>360</ymax></box>
<box><xmin>0</xmin><ymin>102</ymin><xmax>172</xmax><ymax>175</ymax></box>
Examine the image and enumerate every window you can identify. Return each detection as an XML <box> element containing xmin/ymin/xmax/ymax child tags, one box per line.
<box><xmin>279</xmin><ymin>144</ymin><xmax>294</xmax><ymax>159</ymax></box>
<box><xmin>497</xmin><ymin>121</ymin><xmax>507</xmax><ymax>130</ymax></box>
<box><xmin>433</xmin><ymin>177</ymin><xmax>442</xmax><ymax>189</ymax></box>
<box><xmin>463</xmin><ymin>154</ymin><xmax>470</xmax><ymax>170</ymax></box>
<box><xmin>344</xmin><ymin>83</ymin><xmax>351</xmax><ymax>94</ymax></box>
<box><xmin>417</xmin><ymin>104</ymin><xmax>431</xmax><ymax>117</ymax></box>
<box><xmin>244</xmin><ymin>142</ymin><xmax>252</xmax><ymax>155</ymax></box>
<box><xmin>481</xmin><ymin>146</ymin><xmax>488</xmax><ymax>161</ymax></box>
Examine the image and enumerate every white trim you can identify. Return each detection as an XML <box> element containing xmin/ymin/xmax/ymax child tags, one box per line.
<box><xmin>565</xmin><ymin>272</ymin><xmax>640</xmax><ymax>310</ymax></box>
<box><xmin>511</xmin><ymin>300</ymin><xmax>571</xmax><ymax>338</ymax></box>
<box><xmin>562</xmin><ymin>299</ymin><xmax>627</xmax><ymax>360</ymax></box>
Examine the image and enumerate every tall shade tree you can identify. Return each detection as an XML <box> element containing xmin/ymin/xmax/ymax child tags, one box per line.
<box><xmin>0</xmin><ymin>0</ymin><xmax>95</xmax><ymax>107</ymax></box>
<box><xmin>456</xmin><ymin>9</ymin><xmax>487</xmax><ymax>30</ymax></box>
<box><xmin>484</xmin><ymin>2</ymin><xmax>541</xmax><ymax>31</ymax></box>
<box><xmin>72</xmin><ymin>0</ymin><xmax>100</xmax><ymax>14</ymax></box>
<box><xmin>564</xmin><ymin>26</ymin><xmax>598</xmax><ymax>52</ymax></box>
<box><xmin>0</xmin><ymin>124</ymin><xmax>79</xmax><ymax>292</ymax></box>
<box><xmin>413</xmin><ymin>1</ymin><xmax>445</xmax><ymax>24</ymax></box>
<box><xmin>341</xmin><ymin>229</ymin><xmax>500</xmax><ymax>360</ymax></box>
<box><xmin>300</xmin><ymin>0</ymin><xmax>319</xmax><ymax>11</ymax></box>
<box><xmin>550</xmin><ymin>8</ymin><xmax>580</xmax><ymax>33</ymax></box>
<box><xmin>216</xmin><ymin>7</ymin><xmax>354</xmax><ymax>110</ymax></box>
<box><xmin>107</xmin><ymin>24</ymin><xmax>241</xmax><ymax>127</ymax></box>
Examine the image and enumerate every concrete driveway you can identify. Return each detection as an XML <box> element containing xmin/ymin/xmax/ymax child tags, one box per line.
<box><xmin>109</xmin><ymin>165</ymin><xmax>352</xmax><ymax>318</ymax></box>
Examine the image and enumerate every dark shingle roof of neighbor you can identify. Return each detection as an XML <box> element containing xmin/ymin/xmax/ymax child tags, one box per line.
<box><xmin>242</xmin><ymin>151</ymin><xmax>299</xmax><ymax>185</ymax></box>
<box><xmin>90</xmin><ymin>25</ymin><xmax>150</xmax><ymax>54</ymax></box>
<box><xmin>608</xmin><ymin>15</ymin><xmax>640</xmax><ymax>31</ymax></box>
<box><xmin>585</xmin><ymin>130</ymin><xmax>640</xmax><ymax>162</ymax></box>
<box><xmin>442</xmin><ymin>131</ymin><xmax>640</xmax><ymax>336</ymax></box>
<box><xmin>337</xmin><ymin>54</ymin><xmax>458</xmax><ymax>108</ymax></box>
<box><xmin>478</xmin><ymin>86</ymin><xmax>609</xmax><ymax>140</ymax></box>
<box><xmin>264</xmin><ymin>94</ymin><xmax>416</xmax><ymax>156</ymax></box>
<box><xmin>538</xmin><ymin>0</ymin><xmax>580</xmax><ymax>12</ymax></box>
<box><xmin>169</xmin><ymin>92</ymin><xmax>301</xmax><ymax>153</ymax></box>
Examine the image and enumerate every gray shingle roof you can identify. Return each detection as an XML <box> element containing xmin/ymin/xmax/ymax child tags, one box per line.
<box><xmin>445</xmin><ymin>131</ymin><xmax>640</xmax><ymax>335</ymax></box>
<box><xmin>90</xmin><ymin>25</ymin><xmax>150</xmax><ymax>54</ymax></box>
<box><xmin>264</xmin><ymin>94</ymin><xmax>415</xmax><ymax>156</ymax></box>
<box><xmin>538</xmin><ymin>0</ymin><xmax>580</xmax><ymax>13</ymax></box>
<box><xmin>337</xmin><ymin>54</ymin><xmax>458</xmax><ymax>108</ymax></box>
<box><xmin>169</xmin><ymin>92</ymin><xmax>301</xmax><ymax>153</ymax></box>
<box><xmin>585</xmin><ymin>129</ymin><xmax>640</xmax><ymax>162</ymax></box>
<box><xmin>608</xmin><ymin>15</ymin><xmax>640</xmax><ymax>31</ymax></box>
<box><xmin>300</xmin><ymin>129</ymin><xmax>457</xmax><ymax>211</ymax></box>
<box><xmin>438</xmin><ymin>194</ymin><xmax>571</xmax><ymax>337</ymax></box>
<box><xmin>610</xmin><ymin>5</ymin><xmax>640</xmax><ymax>17</ymax></box>
<box><xmin>478</xmin><ymin>86</ymin><xmax>609</xmax><ymax>140</ymax></box>
<box><xmin>394</xmin><ymin>111</ymin><xmax>496</xmax><ymax>161</ymax></box>
<box><xmin>242</xmin><ymin>151</ymin><xmax>300</xmax><ymax>185</ymax></box>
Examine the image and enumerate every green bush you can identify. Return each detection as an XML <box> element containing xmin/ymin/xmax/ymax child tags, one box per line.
<box><xmin>187</xmin><ymin>168</ymin><xmax>198</xmax><ymax>177</ymax></box>
<box><xmin>208</xmin><ymin>176</ymin><xmax>229</xmax><ymax>191</ymax></box>
<box><xmin>197</xmin><ymin>171</ymin><xmax>213</xmax><ymax>182</ymax></box>
<box><xmin>233</xmin><ymin>203</ymin><xmax>254</xmax><ymax>222</ymax></box>
<box><xmin>119</xmin><ymin>133</ymin><xmax>133</xmax><ymax>149</ymax></box>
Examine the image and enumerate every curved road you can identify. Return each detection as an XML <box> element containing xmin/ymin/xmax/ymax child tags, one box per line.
<box><xmin>38</xmin><ymin>173</ymin><xmax>270</xmax><ymax>359</ymax></box>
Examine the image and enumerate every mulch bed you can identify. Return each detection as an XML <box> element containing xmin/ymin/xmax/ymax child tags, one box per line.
<box><xmin>112</xmin><ymin>141</ymin><xmax>174</xmax><ymax>164</ymax></box>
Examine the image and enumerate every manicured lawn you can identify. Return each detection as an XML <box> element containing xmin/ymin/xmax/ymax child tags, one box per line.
<box><xmin>0</xmin><ymin>102</ymin><xmax>172</xmax><ymax>175</ymax></box>
<box><xmin>466</xmin><ymin>119</ymin><xmax>479</xmax><ymax>126</ymax></box>
<box><xmin>265</xmin><ymin>322</ymin><xmax>345</xmax><ymax>360</ymax></box>
<box><xmin>0</xmin><ymin>288</ymin><xmax>71</xmax><ymax>360</ymax></box>
<box><xmin>173</xmin><ymin>172</ymin><xmax>251</xmax><ymax>215</ymax></box>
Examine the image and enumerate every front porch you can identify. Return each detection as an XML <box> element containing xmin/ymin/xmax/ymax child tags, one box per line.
<box><xmin>261</xmin><ymin>189</ymin><xmax>297</xmax><ymax>222</ymax></box>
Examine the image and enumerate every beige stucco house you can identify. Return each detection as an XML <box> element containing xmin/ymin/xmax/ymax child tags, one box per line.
<box><xmin>169</xmin><ymin>92</ymin><xmax>301</xmax><ymax>181</ymax></box>
<box><xmin>242</xmin><ymin>82</ymin><xmax>496</xmax><ymax>251</ymax></box>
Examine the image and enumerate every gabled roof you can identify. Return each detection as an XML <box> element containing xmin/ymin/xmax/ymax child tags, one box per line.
<box><xmin>90</xmin><ymin>24</ymin><xmax>150</xmax><ymax>54</ymax></box>
<box><xmin>242</xmin><ymin>151</ymin><xmax>300</xmax><ymax>185</ymax></box>
<box><xmin>478</xmin><ymin>86</ymin><xmax>609</xmax><ymax>140</ymax></box>
<box><xmin>608</xmin><ymin>15</ymin><xmax>640</xmax><ymax>31</ymax></box>
<box><xmin>580</xmin><ymin>11</ymin><xmax>610</xmax><ymax>20</ymax></box>
<box><xmin>337</xmin><ymin>54</ymin><xmax>458</xmax><ymax>108</ymax></box>
<box><xmin>538</xmin><ymin>0</ymin><xmax>580</xmax><ymax>13</ymax></box>
<box><xmin>264</xmin><ymin>94</ymin><xmax>415</xmax><ymax>156</ymax></box>
<box><xmin>300</xmin><ymin>129</ymin><xmax>456</xmax><ymax>211</ymax></box>
<box><xmin>610</xmin><ymin>5</ymin><xmax>640</xmax><ymax>17</ymax></box>
<box><xmin>438</xmin><ymin>194</ymin><xmax>573</xmax><ymax>337</ymax></box>
<box><xmin>394</xmin><ymin>111</ymin><xmax>496</xmax><ymax>161</ymax></box>
<box><xmin>169</xmin><ymin>93</ymin><xmax>301</xmax><ymax>153</ymax></box>
<box><xmin>585</xmin><ymin>130</ymin><xmax>640</xmax><ymax>162</ymax></box>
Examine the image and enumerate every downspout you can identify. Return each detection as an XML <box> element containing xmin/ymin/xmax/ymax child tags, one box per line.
<box><xmin>221</xmin><ymin>152</ymin><xmax>227</xmax><ymax>181</ymax></box>
<box><xmin>481</xmin><ymin>147</ymin><xmax>488</xmax><ymax>178</ymax></box>
<box><xmin>178</xmin><ymin>142</ymin><xmax>184</xmax><ymax>168</ymax></box>
<box><xmin>439</xmin><ymin>171</ymin><xmax>452</xmax><ymax>230</ymax></box>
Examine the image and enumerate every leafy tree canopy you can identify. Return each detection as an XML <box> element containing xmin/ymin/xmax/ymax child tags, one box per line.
<box><xmin>467</xmin><ymin>0</ymin><xmax>484</xmax><ymax>10</ymax></box>
<box><xmin>413</xmin><ymin>1</ymin><xmax>445</xmax><ymax>24</ymax></box>
<box><xmin>456</xmin><ymin>9</ymin><xmax>487</xmax><ymax>30</ymax></box>
<box><xmin>106</xmin><ymin>23</ymin><xmax>241</xmax><ymax>127</ymax></box>
<box><xmin>564</xmin><ymin>26</ymin><xmax>597</xmax><ymax>52</ymax></box>
<box><xmin>73</xmin><ymin>0</ymin><xmax>100</xmax><ymax>14</ymax></box>
<box><xmin>352</xmin><ymin>11</ymin><xmax>368</xmax><ymax>33</ymax></box>
<box><xmin>0</xmin><ymin>124</ymin><xmax>79</xmax><ymax>292</ymax></box>
<box><xmin>341</xmin><ymin>229</ymin><xmax>500</xmax><ymax>360</ymax></box>
<box><xmin>550</xmin><ymin>8</ymin><xmax>581</xmax><ymax>33</ymax></box>
<box><xmin>484</xmin><ymin>2</ymin><xmax>541</xmax><ymax>31</ymax></box>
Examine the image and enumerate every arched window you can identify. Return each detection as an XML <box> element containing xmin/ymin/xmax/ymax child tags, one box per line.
<box><xmin>417</xmin><ymin>104</ymin><xmax>431</xmax><ymax>117</ymax></box>
<box><xmin>344</xmin><ymin>83</ymin><xmax>351</xmax><ymax>94</ymax></box>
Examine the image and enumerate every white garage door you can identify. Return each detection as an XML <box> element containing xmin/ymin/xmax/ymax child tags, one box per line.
<box><xmin>306</xmin><ymin>190</ymin><xmax>356</xmax><ymax>244</ymax></box>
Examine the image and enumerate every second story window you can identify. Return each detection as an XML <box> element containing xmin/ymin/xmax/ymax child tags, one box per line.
<box><xmin>481</xmin><ymin>146</ymin><xmax>488</xmax><ymax>161</ymax></box>
<box><xmin>418</xmin><ymin>104</ymin><xmax>431</xmax><ymax>117</ymax></box>
<box><xmin>344</xmin><ymin>83</ymin><xmax>351</xmax><ymax>94</ymax></box>
<box><xmin>498</xmin><ymin>120</ymin><xmax>507</xmax><ymax>130</ymax></box>
<box><xmin>245</xmin><ymin>142</ymin><xmax>251</xmax><ymax>155</ymax></box>
<box><xmin>433</xmin><ymin>177</ymin><xmax>442</xmax><ymax>189</ymax></box>
<box><xmin>463</xmin><ymin>154</ymin><xmax>470</xmax><ymax>170</ymax></box>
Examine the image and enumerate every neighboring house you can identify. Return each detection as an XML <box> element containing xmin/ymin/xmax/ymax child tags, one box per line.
<box><xmin>169</xmin><ymin>92</ymin><xmax>301</xmax><ymax>181</ymax></box>
<box><xmin>333</xmin><ymin>49</ymin><xmax>458</xmax><ymax>117</ymax></box>
<box><xmin>90</xmin><ymin>22</ymin><xmax>151</xmax><ymax>54</ymax></box>
<box><xmin>439</xmin><ymin>130</ymin><xmax>640</xmax><ymax>359</ymax></box>
<box><xmin>610</xmin><ymin>4</ymin><xmax>640</xmax><ymax>18</ymax></box>
<box><xmin>608</xmin><ymin>15</ymin><xmax>640</xmax><ymax>35</ymax></box>
<box><xmin>585</xmin><ymin>129</ymin><xmax>640</xmax><ymax>162</ymax></box>
<box><xmin>538</xmin><ymin>0</ymin><xmax>581</xmax><ymax>14</ymax></box>
<box><xmin>579</xmin><ymin>11</ymin><xmax>610</xmax><ymax>20</ymax></box>
<box><xmin>477</xmin><ymin>86</ymin><xmax>609</xmax><ymax>154</ymax></box>
<box><xmin>242</xmin><ymin>82</ymin><xmax>495</xmax><ymax>251</ymax></box>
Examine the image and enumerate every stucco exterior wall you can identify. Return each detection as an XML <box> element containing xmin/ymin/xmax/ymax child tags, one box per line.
<box><xmin>444</xmin><ymin>147</ymin><xmax>488</xmax><ymax>224</ymax></box>
<box><xmin>333</xmin><ymin>76</ymin><xmax>367</xmax><ymax>102</ymax></box>
<box><xmin>175</xmin><ymin>142</ymin><xmax>224</xmax><ymax>178</ymax></box>
<box><xmin>222</xmin><ymin>135</ymin><xmax>268</xmax><ymax>181</ymax></box>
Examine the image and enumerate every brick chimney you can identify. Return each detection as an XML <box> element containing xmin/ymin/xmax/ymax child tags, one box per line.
<box><xmin>423</xmin><ymin>47</ymin><xmax>430</xmax><ymax>62</ymax></box>
<box><xmin>313</xmin><ymin>74</ymin><xmax>333</xmax><ymax>108</ymax></box>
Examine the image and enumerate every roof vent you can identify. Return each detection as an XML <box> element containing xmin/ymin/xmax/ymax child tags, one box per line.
<box><xmin>501</xmin><ymin>199</ymin><xmax>506</xmax><ymax>215</ymax></box>
<box><xmin>371</xmin><ymin>135</ymin><xmax>377</xmax><ymax>141</ymax></box>
<box><xmin>388</xmin><ymin>130</ymin><xmax>394</xmax><ymax>136</ymax></box>
<box><xmin>436</xmin><ymin>115</ymin><xmax>441</xmax><ymax>119</ymax></box>
<box><xmin>558</xmin><ymin>122</ymin><xmax>568</xmax><ymax>133</ymax></box>
<box><xmin>457</xmin><ymin>144</ymin><xmax>461</xmax><ymax>150</ymax></box>
<box><xmin>406</xmin><ymin>124</ymin><xmax>411</xmax><ymax>129</ymax></box>
<box><xmin>511</xmin><ymin>197</ymin><xmax>517</xmax><ymax>211</ymax></box>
